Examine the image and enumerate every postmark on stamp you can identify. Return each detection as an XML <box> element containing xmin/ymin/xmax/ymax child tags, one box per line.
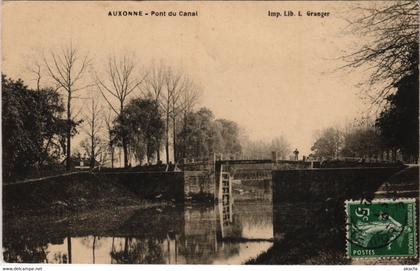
<box><xmin>345</xmin><ymin>198</ymin><xmax>417</xmax><ymax>258</ymax></box>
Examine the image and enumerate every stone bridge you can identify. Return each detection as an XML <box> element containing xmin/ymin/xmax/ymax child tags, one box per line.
<box><xmin>181</xmin><ymin>159</ymin><xmax>314</xmax><ymax>202</ymax></box>
<box><xmin>181</xmin><ymin>158</ymin><xmax>405</xmax><ymax>202</ymax></box>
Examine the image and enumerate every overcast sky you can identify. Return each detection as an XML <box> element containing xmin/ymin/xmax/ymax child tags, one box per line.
<box><xmin>2</xmin><ymin>1</ymin><xmax>376</xmax><ymax>155</ymax></box>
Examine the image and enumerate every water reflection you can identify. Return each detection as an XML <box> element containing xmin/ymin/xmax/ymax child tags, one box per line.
<box><xmin>3</xmin><ymin>201</ymin><xmax>273</xmax><ymax>264</ymax></box>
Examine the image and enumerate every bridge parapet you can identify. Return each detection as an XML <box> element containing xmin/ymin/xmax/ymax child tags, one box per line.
<box><xmin>181</xmin><ymin>159</ymin><xmax>403</xmax><ymax>202</ymax></box>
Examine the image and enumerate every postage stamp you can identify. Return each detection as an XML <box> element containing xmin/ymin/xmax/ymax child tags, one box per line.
<box><xmin>345</xmin><ymin>198</ymin><xmax>417</xmax><ymax>258</ymax></box>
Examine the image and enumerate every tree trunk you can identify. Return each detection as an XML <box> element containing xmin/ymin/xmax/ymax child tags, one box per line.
<box><xmin>92</xmin><ymin>236</ymin><xmax>96</xmax><ymax>264</ymax></box>
<box><xmin>165</xmin><ymin>110</ymin><xmax>170</xmax><ymax>163</ymax></box>
<box><xmin>123</xmin><ymin>137</ymin><xmax>128</xmax><ymax>167</ymax></box>
<box><xmin>124</xmin><ymin>237</ymin><xmax>128</xmax><ymax>259</ymax></box>
<box><xmin>39</xmin><ymin>136</ymin><xmax>53</xmax><ymax>167</ymax></box>
<box><xmin>182</xmin><ymin>112</ymin><xmax>187</xmax><ymax>159</ymax></box>
<box><xmin>173</xmin><ymin>117</ymin><xmax>177</xmax><ymax>163</ymax></box>
<box><xmin>111</xmin><ymin>147</ymin><xmax>114</xmax><ymax>168</ymax></box>
<box><xmin>66</xmin><ymin>92</ymin><xmax>72</xmax><ymax>170</ymax></box>
<box><xmin>90</xmin><ymin>130</ymin><xmax>95</xmax><ymax>169</ymax></box>
<box><xmin>120</xmin><ymin>104</ymin><xmax>128</xmax><ymax>168</ymax></box>
<box><xmin>145</xmin><ymin>141</ymin><xmax>149</xmax><ymax>164</ymax></box>
<box><xmin>67</xmin><ymin>236</ymin><xmax>72</xmax><ymax>264</ymax></box>
<box><xmin>392</xmin><ymin>148</ymin><xmax>397</xmax><ymax>161</ymax></box>
<box><xmin>90</xmin><ymin>145</ymin><xmax>95</xmax><ymax>168</ymax></box>
<box><xmin>156</xmin><ymin>138</ymin><xmax>161</xmax><ymax>162</ymax></box>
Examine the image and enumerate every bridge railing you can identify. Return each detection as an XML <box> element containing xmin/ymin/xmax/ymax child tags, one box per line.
<box><xmin>180</xmin><ymin>155</ymin><xmax>403</xmax><ymax>167</ymax></box>
<box><xmin>180</xmin><ymin>153</ymin><xmax>274</xmax><ymax>165</ymax></box>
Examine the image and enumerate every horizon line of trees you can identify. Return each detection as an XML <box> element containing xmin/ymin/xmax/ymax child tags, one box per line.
<box><xmin>310</xmin><ymin>119</ymin><xmax>416</xmax><ymax>163</ymax></box>
<box><xmin>241</xmin><ymin>136</ymin><xmax>291</xmax><ymax>160</ymax></box>
<box><xmin>2</xmin><ymin>67</ymin><xmax>298</xmax><ymax>180</ymax></box>
<box><xmin>1</xmin><ymin>70</ymin><xmax>245</xmax><ymax>178</ymax></box>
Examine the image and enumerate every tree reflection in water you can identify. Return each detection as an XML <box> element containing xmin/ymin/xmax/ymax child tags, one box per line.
<box><xmin>110</xmin><ymin>237</ymin><xmax>165</xmax><ymax>264</ymax></box>
<box><xmin>3</xmin><ymin>201</ymin><xmax>274</xmax><ymax>264</ymax></box>
<box><xmin>3</xmin><ymin>237</ymin><xmax>48</xmax><ymax>263</ymax></box>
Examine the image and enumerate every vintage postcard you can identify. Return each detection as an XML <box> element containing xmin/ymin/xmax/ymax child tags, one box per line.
<box><xmin>1</xmin><ymin>0</ymin><xmax>419</xmax><ymax>269</ymax></box>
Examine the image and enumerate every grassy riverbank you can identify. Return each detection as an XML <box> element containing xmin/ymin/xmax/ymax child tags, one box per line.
<box><xmin>3</xmin><ymin>172</ymin><xmax>171</xmax><ymax>217</ymax></box>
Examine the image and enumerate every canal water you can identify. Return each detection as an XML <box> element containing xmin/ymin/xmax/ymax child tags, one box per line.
<box><xmin>3</xmin><ymin>200</ymin><xmax>274</xmax><ymax>264</ymax></box>
<box><xmin>4</xmin><ymin>167</ymin><xmax>418</xmax><ymax>264</ymax></box>
<box><xmin>6</xmin><ymin>178</ymin><xmax>395</xmax><ymax>265</ymax></box>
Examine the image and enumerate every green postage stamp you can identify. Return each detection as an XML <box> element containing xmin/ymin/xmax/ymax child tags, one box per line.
<box><xmin>345</xmin><ymin>198</ymin><xmax>417</xmax><ymax>258</ymax></box>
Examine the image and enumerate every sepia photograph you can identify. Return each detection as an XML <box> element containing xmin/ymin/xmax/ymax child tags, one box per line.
<box><xmin>1</xmin><ymin>0</ymin><xmax>419</xmax><ymax>268</ymax></box>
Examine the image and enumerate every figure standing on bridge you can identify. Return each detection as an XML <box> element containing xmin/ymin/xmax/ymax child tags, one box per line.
<box><xmin>293</xmin><ymin>148</ymin><xmax>299</xmax><ymax>161</ymax></box>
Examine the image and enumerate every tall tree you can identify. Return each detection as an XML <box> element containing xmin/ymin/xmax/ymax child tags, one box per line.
<box><xmin>376</xmin><ymin>71</ymin><xmax>419</xmax><ymax>162</ymax></box>
<box><xmin>341</xmin><ymin>126</ymin><xmax>383</xmax><ymax>159</ymax></box>
<box><xmin>2</xmin><ymin>75</ymin><xmax>70</xmax><ymax>179</ymax></box>
<box><xmin>311</xmin><ymin>127</ymin><xmax>343</xmax><ymax>159</ymax></box>
<box><xmin>214</xmin><ymin>119</ymin><xmax>242</xmax><ymax>157</ymax></box>
<box><xmin>162</xmin><ymin>67</ymin><xmax>183</xmax><ymax>163</ymax></box>
<box><xmin>81</xmin><ymin>98</ymin><xmax>104</xmax><ymax>168</ymax></box>
<box><xmin>94</xmin><ymin>55</ymin><xmax>147</xmax><ymax>167</ymax></box>
<box><xmin>118</xmin><ymin>97</ymin><xmax>164</xmax><ymax>164</ymax></box>
<box><xmin>104</xmin><ymin>110</ymin><xmax>116</xmax><ymax>168</ymax></box>
<box><xmin>178</xmin><ymin>107</ymin><xmax>242</xmax><ymax>160</ymax></box>
<box><xmin>170</xmin><ymin>77</ymin><xmax>199</xmax><ymax>163</ymax></box>
<box><xmin>43</xmin><ymin>44</ymin><xmax>90</xmax><ymax>170</ymax></box>
<box><xmin>176</xmin><ymin>79</ymin><xmax>201</xmax><ymax>161</ymax></box>
<box><xmin>188</xmin><ymin>108</ymin><xmax>215</xmax><ymax>159</ymax></box>
<box><xmin>342</xmin><ymin>1</ymin><xmax>419</xmax><ymax>161</ymax></box>
<box><xmin>144</xmin><ymin>63</ymin><xmax>201</xmax><ymax>163</ymax></box>
<box><xmin>143</xmin><ymin>62</ymin><xmax>166</xmax><ymax>161</ymax></box>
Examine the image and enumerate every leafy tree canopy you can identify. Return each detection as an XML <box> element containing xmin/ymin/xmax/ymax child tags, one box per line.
<box><xmin>2</xmin><ymin>74</ymin><xmax>79</xmax><ymax>179</ymax></box>
<box><xmin>115</xmin><ymin>97</ymin><xmax>164</xmax><ymax>164</ymax></box>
